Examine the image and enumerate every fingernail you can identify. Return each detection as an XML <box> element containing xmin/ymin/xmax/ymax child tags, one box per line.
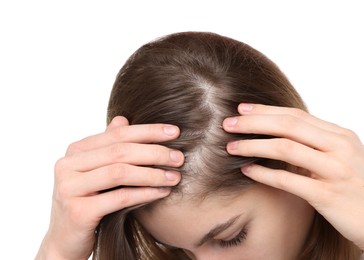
<box><xmin>227</xmin><ymin>141</ymin><xmax>239</xmax><ymax>150</ymax></box>
<box><xmin>170</xmin><ymin>150</ymin><xmax>183</xmax><ymax>162</ymax></box>
<box><xmin>164</xmin><ymin>125</ymin><xmax>178</xmax><ymax>136</ymax></box>
<box><xmin>241</xmin><ymin>164</ymin><xmax>252</xmax><ymax>173</ymax></box>
<box><xmin>165</xmin><ymin>171</ymin><xmax>180</xmax><ymax>181</ymax></box>
<box><xmin>239</xmin><ymin>103</ymin><xmax>254</xmax><ymax>112</ymax></box>
<box><xmin>225</xmin><ymin>117</ymin><xmax>238</xmax><ymax>127</ymax></box>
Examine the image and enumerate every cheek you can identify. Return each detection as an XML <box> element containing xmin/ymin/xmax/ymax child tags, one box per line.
<box><xmin>243</xmin><ymin>191</ymin><xmax>314</xmax><ymax>259</ymax></box>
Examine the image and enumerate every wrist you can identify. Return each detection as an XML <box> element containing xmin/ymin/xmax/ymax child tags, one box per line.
<box><xmin>35</xmin><ymin>235</ymin><xmax>68</xmax><ymax>260</ymax></box>
<box><xmin>36</xmin><ymin>233</ymin><xmax>91</xmax><ymax>260</ymax></box>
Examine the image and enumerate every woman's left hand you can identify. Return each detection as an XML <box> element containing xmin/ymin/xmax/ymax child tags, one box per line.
<box><xmin>223</xmin><ymin>103</ymin><xmax>364</xmax><ymax>250</ymax></box>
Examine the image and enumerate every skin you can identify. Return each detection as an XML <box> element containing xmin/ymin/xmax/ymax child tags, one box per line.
<box><xmin>223</xmin><ymin>104</ymin><xmax>364</xmax><ymax>251</ymax></box>
<box><xmin>136</xmin><ymin>184</ymin><xmax>315</xmax><ymax>260</ymax></box>
<box><xmin>36</xmin><ymin>104</ymin><xmax>364</xmax><ymax>259</ymax></box>
<box><xmin>36</xmin><ymin>116</ymin><xmax>184</xmax><ymax>260</ymax></box>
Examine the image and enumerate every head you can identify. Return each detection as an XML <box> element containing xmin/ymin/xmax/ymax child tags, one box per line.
<box><xmin>93</xmin><ymin>32</ymin><xmax>361</xmax><ymax>259</ymax></box>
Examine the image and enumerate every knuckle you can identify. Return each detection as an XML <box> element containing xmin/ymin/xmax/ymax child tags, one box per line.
<box><xmin>344</xmin><ymin>143</ymin><xmax>358</xmax><ymax>159</ymax></box>
<box><xmin>341</xmin><ymin>128</ymin><xmax>359</xmax><ymax>140</ymax></box>
<box><xmin>109</xmin><ymin>143</ymin><xmax>127</xmax><ymax>160</ymax></box>
<box><xmin>145</xmin><ymin>124</ymin><xmax>165</xmax><ymax>137</ymax></box>
<box><xmin>148</xmin><ymin>169</ymin><xmax>165</xmax><ymax>186</ymax></box>
<box><xmin>66</xmin><ymin>141</ymin><xmax>82</xmax><ymax>155</ymax></box>
<box><xmin>332</xmin><ymin>134</ymin><xmax>357</xmax><ymax>155</ymax></box>
<box><xmin>54</xmin><ymin>157</ymin><xmax>67</xmax><ymax>177</ymax></box>
<box><xmin>110</xmin><ymin>125</ymin><xmax>127</xmax><ymax>141</ymax></box>
<box><xmin>108</xmin><ymin>163</ymin><xmax>128</xmax><ymax>180</ymax></box>
<box><xmin>274</xmin><ymin>138</ymin><xmax>295</xmax><ymax>156</ymax></box>
<box><xmin>332</xmin><ymin>160</ymin><xmax>353</xmax><ymax>179</ymax></box>
<box><xmin>289</xmin><ymin>107</ymin><xmax>308</xmax><ymax>119</ymax></box>
<box><xmin>152</xmin><ymin>146</ymin><xmax>168</xmax><ymax>163</ymax></box>
<box><xmin>274</xmin><ymin>172</ymin><xmax>291</xmax><ymax>190</ymax></box>
<box><xmin>115</xmin><ymin>188</ymin><xmax>131</xmax><ymax>205</ymax></box>
<box><xmin>278</xmin><ymin>115</ymin><xmax>300</xmax><ymax>132</ymax></box>
<box><xmin>142</xmin><ymin>187</ymin><xmax>159</xmax><ymax>199</ymax></box>
<box><xmin>145</xmin><ymin>124</ymin><xmax>157</xmax><ymax>134</ymax></box>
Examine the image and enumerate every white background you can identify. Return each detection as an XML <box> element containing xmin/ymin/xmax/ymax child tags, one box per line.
<box><xmin>0</xmin><ymin>1</ymin><xmax>363</xmax><ymax>259</ymax></box>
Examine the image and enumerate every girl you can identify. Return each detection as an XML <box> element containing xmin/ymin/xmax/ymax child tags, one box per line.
<box><xmin>36</xmin><ymin>32</ymin><xmax>364</xmax><ymax>259</ymax></box>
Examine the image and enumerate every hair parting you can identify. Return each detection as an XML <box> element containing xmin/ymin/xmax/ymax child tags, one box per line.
<box><xmin>93</xmin><ymin>32</ymin><xmax>361</xmax><ymax>259</ymax></box>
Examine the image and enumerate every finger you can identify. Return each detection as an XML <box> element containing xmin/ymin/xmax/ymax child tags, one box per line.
<box><xmin>82</xmin><ymin>187</ymin><xmax>172</xmax><ymax>219</ymax></box>
<box><xmin>66</xmin><ymin>123</ymin><xmax>180</xmax><ymax>156</ymax></box>
<box><xmin>227</xmin><ymin>138</ymin><xmax>335</xmax><ymax>179</ymax></box>
<box><xmin>241</xmin><ymin>164</ymin><xmax>323</xmax><ymax>204</ymax></box>
<box><xmin>223</xmin><ymin>113</ymin><xmax>338</xmax><ymax>151</ymax></box>
<box><xmin>237</xmin><ymin>103</ymin><xmax>355</xmax><ymax>137</ymax></box>
<box><xmin>69</xmin><ymin>164</ymin><xmax>181</xmax><ymax>195</ymax></box>
<box><xmin>106</xmin><ymin>116</ymin><xmax>130</xmax><ymax>130</ymax></box>
<box><xmin>63</xmin><ymin>143</ymin><xmax>184</xmax><ymax>172</ymax></box>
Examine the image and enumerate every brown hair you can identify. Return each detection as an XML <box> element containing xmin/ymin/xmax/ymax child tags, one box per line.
<box><xmin>92</xmin><ymin>32</ymin><xmax>361</xmax><ymax>259</ymax></box>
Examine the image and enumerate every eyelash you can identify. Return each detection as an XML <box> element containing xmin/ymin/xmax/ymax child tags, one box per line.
<box><xmin>219</xmin><ymin>229</ymin><xmax>247</xmax><ymax>248</ymax></box>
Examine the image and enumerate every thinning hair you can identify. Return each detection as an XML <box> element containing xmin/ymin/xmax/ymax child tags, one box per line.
<box><xmin>93</xmin><ymin>32</ymin><xmax>361</xmax><ymax>259</ymax></box>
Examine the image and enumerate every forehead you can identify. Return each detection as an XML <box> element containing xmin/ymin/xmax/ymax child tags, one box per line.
<box><xmin>135</xmin><ymin>186</ymin><xmax>259</xmax><ymax>248</ymax></box>
<box><xmin>135</xmin><ymin>184</ymin><xmax>314</xmax><ymax>259</ymax></box>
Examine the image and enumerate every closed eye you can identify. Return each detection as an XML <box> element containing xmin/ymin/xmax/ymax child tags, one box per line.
<box><xmin>219</xmin><ymin>228</ymin><xmax>247</xmax><ymax>248</ymax></box>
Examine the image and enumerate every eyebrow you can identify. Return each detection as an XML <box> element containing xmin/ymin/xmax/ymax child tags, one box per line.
<box><xmin>195</xmin><ymin>214</ymin><xmax>241</xmax><ymax>247</ymax></box>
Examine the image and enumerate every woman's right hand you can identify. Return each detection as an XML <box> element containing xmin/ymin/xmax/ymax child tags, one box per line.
<box><xmin>36</xmin><ymin>116</ymin><xmax>184</xmax><ymax>260</ymax></box>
